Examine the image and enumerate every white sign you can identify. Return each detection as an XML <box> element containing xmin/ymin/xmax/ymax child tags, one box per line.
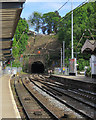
<box><xmin>90</xmin><ymin>55</ymin><xmax>96</xmax><ymax>75</ymax></box>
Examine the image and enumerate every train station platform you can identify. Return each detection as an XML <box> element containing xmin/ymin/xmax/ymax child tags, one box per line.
<box><xmin>51</xmin><ymin>74</ymin><xmax>96</xmax><ymax>84</ymax></box>
<box><xmin>0</xmin><ymin>74</ymin><xmax>20</xmax><ymax>119</ymax></box>
<box><xmin>50</xmin><ymin>74</ymin><xmax>96</xmax><ymax>93</ymax></box>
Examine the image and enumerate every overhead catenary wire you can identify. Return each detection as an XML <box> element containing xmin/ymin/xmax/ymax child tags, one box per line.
<box><xmin>63</xmin><ymin>0</ymin><xmax>88</xmax><ymax>16</ymax></box>
<box><xmin>76</xmin><ymin>31</ymin><xmax>85</xmax><ymax>49</ymax></box>
<box><xmin>58</xmin><ymin>0</ymin><xmax>94</xmax><ymax>50</ymax></box>
<box><xmin>56</xmin><ymin>0</ymin><xmax>88</xmax><ymax>26</ymax></box>
<box><xmin>44</xmin><ymin>0</ymin><xmax>90</xmax><ymax>50</ymax></box>
<box><xmin>52</xmin><ymin>0</ymin><xmax>89</xmax><ymax>49</ymax></box>
<box><xmin>88</xmin><ymin>29</ymin><xmax>95</xmax><ymax>40</ymax></box>
<box><xmin>76</xmin><ymin>29</ymin><xmax>95</xmax><ymax>49</ymax></box>
<box><xmin>42</xmin><ymin>0</ymin><xmax>90</xmax><ymax>53</ymax></box>
<box><xmin>57</xmin><ymin>0</ymin><xmax>70</xmax><ymax>12</ymax></box>
<box><xmin>12</xmin><ymin>31</ymin><xmax>25</xmax><ymax>49</ymax></box>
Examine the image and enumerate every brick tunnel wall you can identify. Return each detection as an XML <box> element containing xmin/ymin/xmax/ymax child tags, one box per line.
<box><xmin>28</xmin><ymin>55</ymin><xmax>46</xmax><ymax>73</ymax></box>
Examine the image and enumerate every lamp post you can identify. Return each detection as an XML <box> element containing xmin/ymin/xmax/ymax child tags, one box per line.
<box><xmin>71</xmin><ymin>0</ymin><xmax>74</xmax><ymax>59</ymax></box>
<box><xmin>63</xmin><ymin>41</ymin><xmax>65</xmax><ymax>67</ymax></box>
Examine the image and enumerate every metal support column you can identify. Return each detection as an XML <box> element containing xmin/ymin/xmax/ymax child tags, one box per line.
<box><xmin>61</xmin><ymin>48</ymin><xmax>62</xmax><ymax>71</ymax></box>
<box><xmin>71</xmin><ymin>0</ymin><xmax>74</xmax><ymax>59</ymax></box>
<box><xmin>63</xmin><ymin>41</ymin><xmax>65</xmax><ymax>67</ymax></box>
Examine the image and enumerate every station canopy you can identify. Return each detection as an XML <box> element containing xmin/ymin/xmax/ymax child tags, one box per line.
<box><xmin>81</xmin><ymin>39</ymin><xmax>96</xmax><ymax>54</ymax></box>
<box><xmin>0</xmin><ymin>0</ymin><xmax>25</xmax><ymax>61</ymax></box>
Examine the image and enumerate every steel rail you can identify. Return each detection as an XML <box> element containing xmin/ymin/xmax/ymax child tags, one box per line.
<box><xmin>42</xmin><ymin>82</ymin><xmax>96</xmax><ymax>108</ymax></box>
<box><xmin>35</xmin><ymin>75</ymin><xmax>96</xmax><ymax>100</ymax></box>
<box><xmin>29</xmin><ymin>77</ymin><xmax>95</xmax><ymax>120</ymax></box>
<box><xmin>14</xmin><ymin>78</ymin><xmax>30</xmax><ymax>120</ymax></box>
<box><xmin>30</xmin><ymin>76</ymin><xmax>96</xmax><ymax>106</ymax></box>
<box><xmin>21</xmin><ymin>78</ymin><xmax>60</xmax><ymax>120</ymax></box>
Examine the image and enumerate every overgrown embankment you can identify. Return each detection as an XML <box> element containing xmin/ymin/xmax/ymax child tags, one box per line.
<box><xmin>24</xmin><ymin>34</ymin><xmax>61</xmax><ymax>69</ymax></box>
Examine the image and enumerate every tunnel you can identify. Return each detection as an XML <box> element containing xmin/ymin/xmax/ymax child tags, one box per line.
<box><xmin>31</xmin><ymin>61</ymin><xmax>44</xmax><ymax>73</ymax></box>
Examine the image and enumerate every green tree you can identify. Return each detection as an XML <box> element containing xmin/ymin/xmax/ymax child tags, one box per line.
<box><xmin>12</xmin><ymin>38</ymin><xmax>19</xmax><ymax>58</ymax></box>
<box><xmin>42</xmin><ymin>12</ymin><xmax>60</xmax><ymax>34</ymax></box>
<box><xmin>29</xmin><ymin>11</ymin><xmax>42</xmax><ymax>33</ymax></box>
<box><xmin>14</xmin><ymin>18</ymin><xmax>29</xmax><ymax>55</ymax></box>
<box><xmin>12</xmin><ymin>18</ymin><xmax>29</xmax><ymax>67</ymax></box>
<box><xmin>28</xmin><ymin>11</ymin><xmax>60</xmax><ymax>34</ymax></box>
<box><xmin>41</xmin><ymin>26</ymin><xmax>47</xmax><ymax>34</ymax></box>
<box><xmin>58</xmin><ymin>2</ymin><xmax>95</xmax><ymax>70</ymax></box>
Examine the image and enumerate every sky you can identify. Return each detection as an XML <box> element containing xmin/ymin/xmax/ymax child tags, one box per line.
<box><xmin>21</xmin><ymin>0</ymin><xmax>88</xmax><ymax>30</ymax></box>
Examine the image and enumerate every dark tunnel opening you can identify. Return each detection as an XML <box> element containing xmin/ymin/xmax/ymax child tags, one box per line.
<box><xmin>31</xmin><ymin>61</ymin><xmax>44</xmax><ymax>73</ymax></box>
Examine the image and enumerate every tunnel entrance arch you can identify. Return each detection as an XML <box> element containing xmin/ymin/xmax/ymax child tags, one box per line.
<box><xmin>31</xmin><ymin>61</ymin><xmax>45</xmax><ymax>73</ymax></box>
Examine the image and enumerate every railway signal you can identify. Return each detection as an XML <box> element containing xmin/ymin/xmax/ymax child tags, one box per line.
<box><xmin>38</xmin><ymin>51</ymin><xmax>41</xmax><ymax>54</ymax></box>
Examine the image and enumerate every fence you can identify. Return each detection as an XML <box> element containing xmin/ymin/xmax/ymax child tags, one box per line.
<box><xmin>54</xmin><ymin>67</ymin><xmax>69</xmax><ymax>75</ymax></box>
<box><xmin>3</xmin><ymin>67</ymin><xmax>22</xmax><ymax>75</ymax></box>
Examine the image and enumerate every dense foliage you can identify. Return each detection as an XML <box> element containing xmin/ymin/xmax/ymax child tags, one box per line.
<box><xmin>13</xmin><ymin>18</ymin><xmax>29</xmax><ymax>55</ymax></box>
<box><xmin>58</xmin><ymin>2</ymin><xmax>96</xmax><ymax>70</ymax></box>
<box><xmin>12</xmin><ymin>18</ymin><xmax>29</xmax><ymax>67</ymax></box>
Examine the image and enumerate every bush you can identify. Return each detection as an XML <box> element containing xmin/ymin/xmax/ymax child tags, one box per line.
<box><xmin>85</xmin><ymin>67</ymin><xmax>91</xmax><ymax>77</ymax></box>
<box><xmin>77</xmin><ymin>59</ymin><xmax>89</xmax><ymax>71</ymax></box>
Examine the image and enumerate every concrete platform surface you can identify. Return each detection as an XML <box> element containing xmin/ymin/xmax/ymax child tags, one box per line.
<box><xmin>0</xmin><ymin>74</ymin><xmax>20</xmax><ymax>119</ymax></box>
<box><xmin>52</xmin><ymin>74</ymin><xmax>96</xmax><ymax>84</ymax></box>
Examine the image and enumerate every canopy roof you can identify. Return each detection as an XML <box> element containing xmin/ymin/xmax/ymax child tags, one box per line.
<box><xmin>0</xmin><ymin>1</ymin><xmax>25</xmax><ymax>61</ymax></box>
<box><xmin>81</xmin><ymin>39</ymin><xmax>96</xmax><ymax>54</ymax></box>
<box><xmin>0</xmin><ymin>8</ymin><xmax>22</xmax><ymax>38</ymax></box>
<box><xmin>0</xmin><ymin>0</ymin><xmax>25</xmax><ymax>2</ymax></box>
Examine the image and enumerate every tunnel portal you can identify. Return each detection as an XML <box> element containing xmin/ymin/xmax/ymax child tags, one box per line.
<box><xmin>31</xmin><ymin>61</ymin><xmax>44</xmax><ymax>73</ymax></box>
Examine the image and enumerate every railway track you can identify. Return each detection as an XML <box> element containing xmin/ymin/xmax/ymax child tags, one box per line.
<box><xmin>29</xmin><ymin>74</ymin><xmax>96</xmax><ymax>120</ymax></box>
<box><xmin>14</xmin><ymin>76</ymin><xmax>60</xmax><ymax>120</ymax></box>
<box><xmin>34</xmin><ymin>74</ymin><xmax>96</xmax><ymax>103</ymax></box>
<box><xmin>31</xmin><ymin>74</ymin><xmax>96</xmax><ymax>105</ymax></box>
<box><xmin>42</xmin><ymin>82</ymin><xmax>96</xmax><ymax>107</ymax></box>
